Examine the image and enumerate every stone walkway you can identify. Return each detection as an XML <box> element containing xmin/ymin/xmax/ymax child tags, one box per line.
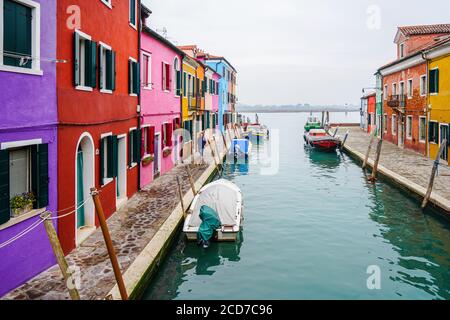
<box><xmin>340</xmin><ymin>127</ymin><xmax>450</xmax><ymax>211</ymax></box>
<box><xmin>1</xmin><ymin>162</ymin><xmax>211</xmax><ymax>300</ymax></box>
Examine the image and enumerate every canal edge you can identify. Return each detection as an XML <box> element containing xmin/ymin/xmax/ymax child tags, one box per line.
<box><xmin>107</xmin><ymin>152</ymin><xmax>226</xmax><ymax>300</ymax></box>
<box><xmin>341</xmin><ymin>140</ymin><xmax>450</xmax><ymax>217</ymax></box>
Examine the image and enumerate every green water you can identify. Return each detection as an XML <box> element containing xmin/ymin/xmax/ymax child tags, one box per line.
<box><xmin>143</xmin><ymin>113</ymin><xmax>450</xmax><ymax>300</ymax></box>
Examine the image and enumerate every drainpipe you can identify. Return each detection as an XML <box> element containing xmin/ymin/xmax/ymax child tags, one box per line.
<box><xmin>422</xmin><ymin>51</ymin><xmax>430</xmax><ymax>158</ymax></box>
<box><xmin>137</xmin><ymin>2</ymin><xmax>142</xmax><ymax>191</ymax></box>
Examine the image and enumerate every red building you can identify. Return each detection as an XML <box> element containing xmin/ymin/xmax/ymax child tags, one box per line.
<box><xmin>379</xmin><ymin>25</ymin><xmax>450</xmax><ymax>155</ymax></box>
<box><xmin>57</xmin><ymin>0</ymin><xmax>140</xmax><ymax>253</ymax></box>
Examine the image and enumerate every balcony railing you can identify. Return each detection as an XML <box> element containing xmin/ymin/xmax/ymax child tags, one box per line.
<box><xmin>387</xmin><ymin>94</ymin><xmax>406</xmax><ymax>113</ymax></box>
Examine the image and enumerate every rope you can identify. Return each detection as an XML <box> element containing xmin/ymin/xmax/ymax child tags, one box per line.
<box><xmin>0</xmin><ymin>198</ymin><xmax>90</xmax><ymax>250</ymax></box>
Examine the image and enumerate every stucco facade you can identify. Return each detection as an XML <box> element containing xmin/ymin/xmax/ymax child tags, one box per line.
<box><xmin>0</xmin><ymin>0</ymin><xmax>57</xmax><ymax>297</ymax></box>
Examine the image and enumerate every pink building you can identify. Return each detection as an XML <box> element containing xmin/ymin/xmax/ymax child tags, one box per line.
<box><xmin>205</xmin><ymin>66</ymin><xmax>221</xmax><ymax>134</ymax></box>
<box><xmin>140</xmin><ymin>8</ymin><xmax>184</xmax><ymax>187</ymax></box>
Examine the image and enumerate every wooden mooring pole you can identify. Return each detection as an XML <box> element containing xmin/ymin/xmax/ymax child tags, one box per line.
<box><xmin>185</xmin><ymin>165</ymin><xmax>197</xmax><ymax>195</ymax></box>
<box><xmin>213</xmin><ymin>136</ymin><xmax>223</xmax><ymax>165</ymax></box>
<box><xmin>221</xmin><ymin>131</ymin><xmax>228</xmax><ymax>150</ymax></box>
<box><xmin>41</xmin><ymin>212</ymin><xmax>81</xmax><ymax>300</ymax></box>
<box><xmin>362</xmin><ymin>133</ymin><xmax>376</xmax><ymax>169</ymax></box>
<box><xmin>422</xmin><ymin>139</ymin><xmax>447</xmax><ymax>209</ymax></box>
<box><xmin>333</xmin><ymin>127</ymin><xmax>339</xmax><ymax>137</ymax></box>
<box><xmin>176</xmin><ymin>176</ymin><xmax>186</xmax><ymax>218</ymax></box>
<box><xmin>340</xmin><ymin>131</ymin><xmax>349</xmax><ymax>151</ymax></box>
<box><xmin>369</xmin><ymin>139</ymin><xmax>383</xmax><ymax>182</ymax></box>
<box><xmin>90</xmin><ymin>188</ymin><xmax>128</xmax><ymax>300</ymax></box>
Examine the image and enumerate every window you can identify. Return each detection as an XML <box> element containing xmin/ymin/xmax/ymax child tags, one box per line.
<box><xmin>429</xmin><ymin>121</ymin><xmax>439</xmax><ymax>144</ymax></box>
<box><xmin>129</xmin><ymin>58</ymin><xmax>139</xmax><ymax>95</ymax></box>
<box><xmin>429</xmin><ymin>69</ymin><xmax>439</xmax><ymax>94</ymax></box>
<box><xmin>383</xmin><ymin>114</ymin><xmax>388</xmax><ymax>133</ymax></box>
<box><xmin>141</xmin><ymin>126</ymin><xmax>155</xmax><ymax>156</ymax></box>
<box><xmin>368</xmin><ymin>113</ymin><xmax>372</xmax><ymax>126</ymax></box>
<box><xmin>420</xmin><ymin>75</ymin><xmax>427</xmax><ymax>96</ymax></box>
<box><xmin>407</xmin><ymin>79</ymin><xmax>413</xmax><ymax>98</ymax></box>
<box><xmin>99</xmin><ymin>135</ymin><xmax>117</xmax><ymax>185</ymax></box>
<box><xmin>183</xmin><ymin>72</ymin><xmax>187</xmax><ymax>96</ymax></box>
<box><xmin>0</xmin><ymin>144</ymin><xmax>49</xmax><ymax>225</ymax></box>
<box><xmin>392</xmin><ymin>115</ymin><xmax>397</xmax><ymax>135</ymax></box>
<box><xmin>0</xmin><ymin>0</ymin><xmax>41</xmax><ymax>74</ymax></box>
<box><xmin>399</xmin><ymin>81</ymin><xmax>405</xmax><ymax>96</ymax></box>
<box><xmin>142</xmin><ymin>52</ymin><xmax>151</xmax><ymax>89</ymax></box>
<box><xmin>162</xmin><ymin>62</ymin><xmax>171</xmax><ymax>91</ymax></box>
<box><xmin>419</xmin><ymin>117</ymin><xmax>426</xmax><ymax>142</ymax></box>
<box><xmin>399</xmin><ymin>43</ymin><xmax>405</xmax><ymax>58</ymax></box>
<box><xmin>129</xmin><ymin>0</ymin><xmax>136</xmax><ymax>28</ymax></box>
<box><xmin>183</xmin><ymin>120</ymin><xmax>193</xmax><ymax>141</ymax></box>
<box><xmin>392</xmin><ymin>83</ymin><xmax>397</xmax><ymax>96</ymax></box>
<box><xmin>406</xmin><ymin>116</ymin><xmax>412</xmax><ymax>140</ymax></box>
<box><xmin>384</xmin><ymin>85</ymin><xmax>388</xmax><ymax>100</ymax></box>
<box><xmin>162</xmin><ymin>123</ymin><xmax>173</xmax><ymax>148</ymax></box>
<box><xmin>99</xmin><ymin>43</ymin><xmax>115</xmax><ymax>93</ymax></box>
<box><xmin>74</xmin><ymin>30</ymin><xmax>97</xmax><ymax>90</ymax></box>
<box><xmin>174</xmin><ymin>58</ymin><xmax>181</xmax><ymax>96</ymax></box>
<box><xmin>128</xmin><ymin>129</ymin><xmax>140</xmax><ymax>166</ymax></box>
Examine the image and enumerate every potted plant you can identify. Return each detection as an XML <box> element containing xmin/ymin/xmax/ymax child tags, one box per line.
<box><xmin>10</xmin><ymin>192</ymin><xmax>35</xmax><ymax>217</ymax></box>
<box><xmin>163</xmin><ymin>147</ymin><xmax>172</xmax><ymax>158</ymax></box>
<box><xmin>142</xmin><ymin>154</ymin><xmax>154</xmax><ymax>167</ymax></box>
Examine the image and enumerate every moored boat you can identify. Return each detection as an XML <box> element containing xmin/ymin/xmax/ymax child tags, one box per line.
<box><xmin>304</xmin><ymin>116</ymin><xmax>323</xmax><ymax>132</ymax></box>
<box><xmin>304</xmin><ymin>129</ymin><xmax>341</xmax><ymax>152</ymax></box>
<box><xmin>183</xmin><ymin>179</ymin><xmax>243</xmax><ymax>245</ymax></box>
<box><xmin>230</xmin><ymin>138</ymin><xmax>252</xmax><ymax>158</ymax></box>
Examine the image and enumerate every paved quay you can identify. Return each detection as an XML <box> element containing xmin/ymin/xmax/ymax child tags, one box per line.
<box><xmin>338</xmin><ymin>127</ymin><xmax>450</xmax><ymax>214</ymax></box>
<box><xmin>2</xmin><ymin>132</ymin><xmax>231</xmax><ymax>300</ymax></box>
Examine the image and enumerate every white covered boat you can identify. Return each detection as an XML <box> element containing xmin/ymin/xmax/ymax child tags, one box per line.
<box><xmin>183</xmin><ymin>179</ymin><xmax>243</xmax><ymax>242</ymax></box>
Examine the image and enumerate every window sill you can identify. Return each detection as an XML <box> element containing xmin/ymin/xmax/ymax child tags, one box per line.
<box><xmin>0</xmin><ymin>65</ymin><xmax>43</xmax><ymax>76</ymax></box>
<box><xmin>0</xmin><ymin>207</ymin><xmax>47</xmax><ymax>231</ymax></box>
<box><xmin>129</xmin><ymin>22</ymin><xmax>137</xmax><ymax>30</ymax></box>
<box><xmin>129</xmin><ymin>163</ymin><xmax>138</xmax><ymax>169</ymax></box>
<box><xmin>129</xmin><ymin>93</ymin><xmax>138</xmax><ymax>97</ymax></box>
<box><xmin>100</xmin><ymin>89</ymin><xmax>113</xmax><ymax>94</ymax></box>
<box><xmin>142</xmin><ymin>86</ymin><xmax>152</xmax><ymax>91</ymax></box>
<box><xmin>430</xmin><ymin>93</ymin><xmax>438</xmax><ymax>96</ymax></box>
<box><xmin>100</xmin><ymin>0</ymin><xmax>112</xmax><ymax>9</ymax></box>
<box><xmin>76</xmin><ymin>86</ymin><xmax>94</xmax><ymax>92</ymax></box>
<box><xmin>102</xmin><ymin>177</ymin><xmax>114</xmax><ymax>187</ymax></box>
<box><xmin>419</xmin><ymin>140</ymin><xmax>426</xmax><ymax>144</ymax></box>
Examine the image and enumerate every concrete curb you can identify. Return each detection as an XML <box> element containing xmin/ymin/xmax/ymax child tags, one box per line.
<box><xmin>342</xmin><ymin>143</ymin><xmax>450</xmax><ymax>213</ymax></box>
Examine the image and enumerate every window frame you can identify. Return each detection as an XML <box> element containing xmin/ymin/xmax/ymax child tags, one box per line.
<box><xmin>383</xmin><ymin>85</ymin><xmax>388</xmax><ymax>101</ymax></box>
<box><xmin>392</xmin><ymin>114</ymin><xmax>397</xmax><ymax>135</ymax></box>
<box><xmin>173</xmin><ymin>57</ymin><xmax>181</xmax><ymax>96</ymax></box>
<box><xmin>75</xmin><ymin>29</ymin><xmax>93</xmax><ymax>92</ymax></box>
<box><xmin>429</xmin><ymin>68</ymin><xmax>439</xmax><ymax>95</ymax></box>
<box><xmin>420</xmin><ymin>75</ymin><xmax>427</xmax><ymax>97</ymax></box>
<box><xmin>129</xmin><ymin>0</ymin><xmax>137</xmax><ymax>30</ymax></box>
<box><xmin>406</xmin><ymin>115</ymin><xmax>413</xmax><ymax>140</ymax></box>
<box><xmin>383</xmin><ymin>114</ymin><xmax>388</xmax><ymax>133</ymax></box>
<box><xmin>429</xmin><ymin>120</ymin><xmax>438</xmax><ymax>145</ymax></box>
<box><xmin>399</xmin><ymin>43</ymin><xmax>405</xmax><ymax>58</ymax></box>
<box><xmin>392</xmin><ymin>83</ymin><xmax>397</xmax><ymax>96</ymax></box>
<box><xmin>100</xmin><ymin>132</ymin><xmax>113</xmax><ymax>186</ymax></box>
<box><xmin>419</xmin><ymin>116</ymin><xmax>426</xmax><ymax>143</ymax></box>
<box><xmin>129</xmin><ymin>57</ymin><xmax>138</xmax><ymax>96</ymax></box>
<box><xmin>128</xmin><ymin>127</ymin><xmax>138</xmax><ymax>168</ymax></box>
<box><xmin>0</xmin><ymin>0</ymin><xmax>42</xmax><ymax>75</ymax></box>
<box><xmin>99</xmin><ymin>41</ymin><xmax>113</xmax><ymax>94</ymax></box>
<box><xmin>407</xmin><ymin>78</ymin><xmax>413</xmax><ymax>99</ymax></box>
<box><xmin>142</xmin><ymin>51</ymin><xmax>152</xmax><ymax>90</ymax></box>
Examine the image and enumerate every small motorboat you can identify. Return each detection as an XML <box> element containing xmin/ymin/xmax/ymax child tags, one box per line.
<box><xmin>242</xmin><ymin>124</ymin><xmax>269</xmax><ymax>141</ymax></box>
<box><xmin>230</xmin><ymin>138</ymin><xmax>252</xmax><ymax>158</ymax></box>
<box><xmin>304</xmin><ymin>129</ymin><xmax>341</xmax><ymax>151</ymax></box>
<box><xmin>183</xmin><ymin>179</ymin><xmax>243</xmax><ymax>245</ymax></box>
<box><xmin>304</xmin><ymin>116</ymin><xmax>323</xmax><ymax>132</ymax></box>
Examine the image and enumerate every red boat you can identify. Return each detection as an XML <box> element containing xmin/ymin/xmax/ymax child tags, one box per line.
<box><xmin>304</xmin><ymin>129</ymin><xmax>341</xmax><ymax>151</ymax></box>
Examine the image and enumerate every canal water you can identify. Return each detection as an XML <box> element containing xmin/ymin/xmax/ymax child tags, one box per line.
<box><xmin>143</xmin><ymin>112</ymin><xmax>450</xmax><ymax>300</ymax></box>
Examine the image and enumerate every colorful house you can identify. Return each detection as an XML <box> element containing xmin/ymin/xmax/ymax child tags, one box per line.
<box><xmin>375</xmin><ymin>72</ymin><xmax>383</xmax><ymax>137</ymax></box>
<box><xmin>56</xmin><ymin>0</ymin><xmax>140</xmax><ymax>253</ymax></box>
<box><xmin>140</xmin><ymin>6</ymin><xmax>184</xmax><ymax>186</ymax></box>
<box><xmin>424</xmin><ymin>38</ymin><xmax>450</xmax><ymax>164</ymax></box>
<box><xmin>198</xmin><ymin>53</ymin><xmax>237</xmax><ymax>131</ymax></box>
<box><xmin>205</xmin><ymin>65</ymin><xmax>220</xmax><ymax>135</ymax></box>
<box><xmin>378</xmin><ymin>25</ymin><xmax>450</xmax><ymax>156</ymax></box>
<box><xmin>0</xmin><ymin>0</ymin><xmax>57</xmax><ymax>297</ymax></box>
<box><xmin>360</xmin><ymin>95</ymin><xmax>368</xmax><ymax>131</ymax></box>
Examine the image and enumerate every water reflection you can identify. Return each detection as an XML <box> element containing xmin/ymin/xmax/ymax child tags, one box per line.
<box><xmin>367</xmin><ymin>182</ymin><xmax>450</xmax><ymax>299</ymax></box>
<box><xmin>304</xmin><ymin>148</ymin><xmax>342</xmax><ymax>170</ymax></box>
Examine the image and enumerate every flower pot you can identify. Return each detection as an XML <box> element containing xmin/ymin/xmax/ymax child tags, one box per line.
<box><xmin>142</xmin><ymin>155</ymin><xmax>154</xmax><ymax>167</ymax></box>
<box><xmin>12</xmin><ymin>203</ymin><xmax>33</xmax><ymax>218</ymax></box>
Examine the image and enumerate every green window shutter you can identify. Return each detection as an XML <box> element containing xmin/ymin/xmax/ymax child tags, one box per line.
<box><xmin>130</xmin><ymin>0</ymin><xmax>136</xmax><ymax>25</ymax></box>
<box><xmin>176</xmin><ymin>71</ymin><xmax>181</xmax><ymax>95</ymax></box>
<box><xmin>90</xmin><ymin>41</ymin><xmax>97</xmax><ymax>88</ymax></box>
<box><xmin>3</xmin><ymin>0</ymin><xmax>32</xmax><ymax>68</ymax></box>
<box><xmin>0</xmin><ymin>150</ymin><xmax>10</xmax><ymax>225</ymax></box>
<box><xmin>74</xmin><ymin>32</ymin><xmax>80</xmax><ymax>86</ymax></box>
<box><xmin>134</xmin><ymin>62</ymin><xmax>140</xmax><ymax>95</ymax></box>
<box><xmin>430</xmin><ymin>69</ymin><xmax>439</xmax><ymax>94</ymax></box>
<box><xmin>99</xmin><ymin>47</ymin><xmax>104</xmax><ymax>89</ymax></box>
<box><xmin>112</xmin><ymin>136</ymin><xmax>118</xmax><ymax>178</ymax></box>
<box><xmin>105</xmin><ymin>49</ymin><xmax>112</xmax><ymax>90</ymax></box>
<box><xmin>435</xmin><ymin>69</ymin><xmax>439</xmax><ymax>94</ymax></box>
<box><xmin>434</xmin><ymin>123</ymin><xmax>440</xmax><ymax>144</ymax></box>
<box><xmin>31</xmin><ymin>144</ymin><xmax>49</xmax><ymax>209</ymax></box>
<box><xmin>128</xmin><ymin>132</ymin><xmax>133</xmax><ymax>167</ymax></box>
<box><xmin>111</xmin><ymin>51</ymin><xmax>116</xmax><ymax>91</ymax></box>
<box><xmin>133</xmin><ymin>129</ymin><xmax>141</xmax><ymax>163</ymax></box>
<box><xmin>84</xmin><ymin>40</ymin><xmax>92</xmax><ymax>87</ymax></box>
<box><xmin>129</xmin><ymin>60</ymin><xmax>133</xmax><ymax>94</ymax></box>
<box><xmin>100</xmin><ymin>138</ymin><xmax>105</xmax><ymax>184</ymax></box>
<box><xmin>106</xmin><ymin>136</ymin><xmax>114</xmax><ymax>178</ymax></box>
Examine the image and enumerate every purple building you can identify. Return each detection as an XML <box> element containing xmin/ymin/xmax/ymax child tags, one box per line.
<box><xmin>0</xmin><ymin>0</ymin><xmax>57</xmax><ymax>297</ymax></box>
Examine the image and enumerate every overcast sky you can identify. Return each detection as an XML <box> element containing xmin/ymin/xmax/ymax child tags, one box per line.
<box><xmin>142</xmin><ymin>0</ymin><xmax>450</xmax><ymax>106</ymax></box>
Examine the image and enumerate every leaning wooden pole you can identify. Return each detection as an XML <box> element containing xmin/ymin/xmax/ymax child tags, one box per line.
<box><xmin>41</xmin><ymin>212</ymin><xmax>81</xmax><ymax>300</ymax></box>
<box><xmin>221</xmin><ymin>131</ymin><xmax>228</xmax><ymax>150</ymax></box>
<box><xmin>362</xmin><ymin>133</ymin><xmax>375</xmax><ymax>169</ymax></box>
<box><xmin>176</xmin><ymin>176</ymin><xmax>186</xmax><ymax>218</ymax></box>
<box><xmin>90</xmin><ymin>188</ymin><xmax>128</xmax><ymax>300</ymax></box>
<box><xmin>207</xmin><ymin>138</ymin><xmax>219</xmax><ymax>168</ymax></box>
<box><xmin>422</xmin><ymin>139</ymin><xmax>447</xmax><ymax>209</ymax></box>
<box><xmin>213</xmin><ymin>136</ymin><xmax>223</xmax><ymax>166</ymax></box>
<box><xmin>185</xmin><ymin>165</ymin><xmax>196</xmax><ymax>195</ymax></box>
<box><xmin>369</xmin><ymin>139</ymin><xmax>383</xmax><ymax>182</ymax></box>
<box><xmin>340</xmin><ymin>131</ymin><xmax>349</xmax><ymax>151</ymax></box>
<box><xmin>333</xmin><ymin>127</ymin><xmax>339</xmax><ymax>137</ymax></box>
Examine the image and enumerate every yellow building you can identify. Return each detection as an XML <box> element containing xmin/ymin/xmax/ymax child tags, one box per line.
<box><xmin>426</xmin><ymin>39</ymin><xmax>450</xmax><ymax>164</ymax></box>
<box><xmin>181</xmin><ymin>55</ymin><xmax>198</xmax><ymax>140</ymax></box>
